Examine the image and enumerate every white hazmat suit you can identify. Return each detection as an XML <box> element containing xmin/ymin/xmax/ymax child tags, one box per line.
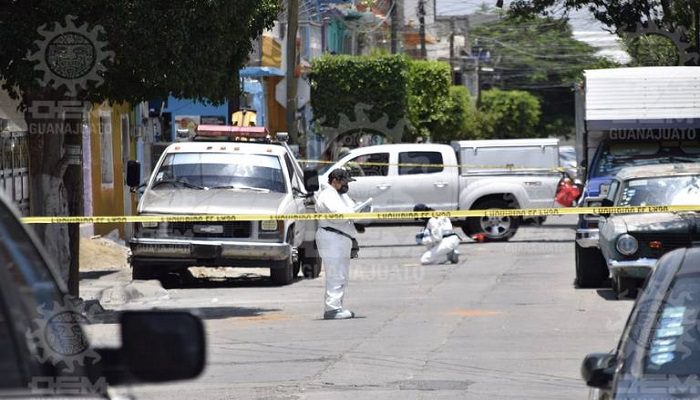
<box><xmin>419</xmin><ymin>216</ymin><xmax>461</xmax><ymax>265</ymax></box>
<box><xmin>315</xmin><ymin>185</ymin><xmax>359</xmax><ymax>316</ymax></box>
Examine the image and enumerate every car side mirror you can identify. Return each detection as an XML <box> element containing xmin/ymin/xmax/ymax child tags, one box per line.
<box><xmin>581</xmin><ymin>352</ymin><xmax>616</xmax><ymax>389</ymax></box>
<box><xmin>126</xmin><ymin>160</ymin><xmax>141</xmax><ymax>188</ymax></box>
<box><xmin>598</xmin><ymin>198</ymin><xmax>614</xmax><ymax>218</ymax></box>
<box><xmin>99</xmin><ymin>311</ymin><xmax>205</xmax><ymax>385</ymax></box>
<box><xmin>304</xmin><ymin>170</ymin><xmax>319</xmax><ymax>193</ymax></box>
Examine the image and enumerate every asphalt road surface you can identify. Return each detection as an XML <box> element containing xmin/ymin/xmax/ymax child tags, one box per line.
<box><xmin>88</xmin><ymin>215</ymin><xmax>634</xmax><ymax>400</ymax></box>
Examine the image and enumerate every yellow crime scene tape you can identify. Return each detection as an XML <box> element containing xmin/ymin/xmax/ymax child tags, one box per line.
<box><xmin>297</xmin><ymin>159</ymin><xmax>570</xmax><ymax>174</ymax></box>
<box><xmin>20</xmin><ymin>205</ymin><xmax>700</xmax><ymax>224</ymax></box>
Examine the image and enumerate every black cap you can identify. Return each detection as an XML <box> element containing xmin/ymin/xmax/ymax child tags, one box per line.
<box><xmin>328</xmin><ymin>168</ymin><xmax>356</xmax><ymax>183</ymax></box>
<box><xmin>413</xmin><ymin>203</ymin><xmax>434</xmax><ymax>212</ymax></box>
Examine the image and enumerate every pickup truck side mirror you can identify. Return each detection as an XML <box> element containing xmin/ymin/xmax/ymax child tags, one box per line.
<box><xmin>304</xmin><ymin>170</ymin><xmax>319</xmax><ymax>193</ymax></box>
<box><xmin>99</xmin><ymin>311</ymin><xmax>205</xmax><ymax>385</ymax></box>
<box><xmin>126</xmin><ymin>160</ymin><xmax>141</xmax><ymax>188</ymax></box>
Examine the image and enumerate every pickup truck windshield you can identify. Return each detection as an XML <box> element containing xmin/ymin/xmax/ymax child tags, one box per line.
<box><xmin>592</xmin><ymin>143</ymin><xmax>700</xmax><ymax>178</ymax></box>
<box><xmin>618</xmin><ymin>175</ymin><xmax>700</xmax><ymax>206</ymax></box>
<box><xmin>153</xmin><ymin>153</ymin><xmax>287</xmax><ymax>193</ymax></box>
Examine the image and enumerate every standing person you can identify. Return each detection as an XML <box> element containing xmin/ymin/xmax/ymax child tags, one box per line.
<box><xmin>414</xmin><ymin>204</ymin><xmax>461</xmax><ymax>265</ymax></box>
<box><xmin>316</xmin><ymin>169</ymin><xmax>364</xmax><ymax>320</ymax></box>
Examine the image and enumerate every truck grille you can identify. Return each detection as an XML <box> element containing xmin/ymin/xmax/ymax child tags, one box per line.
<box><xmin>168</xmin><ymin>222</ymin><xmax>251</xmax><ymax>238</ymax></box>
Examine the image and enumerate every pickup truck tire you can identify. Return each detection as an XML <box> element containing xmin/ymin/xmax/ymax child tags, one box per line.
<box><xmin>271</xmin><ymin>258</ymin><xmax>294</xmax><ymax>285</ymax></box>
<box><xmin>464</xmin><ymin>199</ymin><xmax>519</xmax><ymax>242</ymax></box>
<box><xmin>575</xmin><ymin>244</ymin><xmax>608</xmax><ymax>288</ymax></box>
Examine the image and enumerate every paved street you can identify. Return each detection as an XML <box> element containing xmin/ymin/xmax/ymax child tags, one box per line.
<box><xmin>85</xmin><ymin>215</ymin><xmax>634</xmax><ymax>399</ymax></box>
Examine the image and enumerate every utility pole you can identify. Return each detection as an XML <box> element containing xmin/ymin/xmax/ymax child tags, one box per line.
<box><xmin>449</xmin><ymin>17</ymin><xmax>455</xmax><ymax>82</ymax></box>
<box><xmin>390</xmin><ymin>0</ymin><xmax>401</xmax><ymax>53</ymax></box>
<box><xmin>418</xmin><ymin>0</ymin><xmax>427</xmax><ymax>59</ymax></box>
<box><xmin>286</xmin><ymin>0</ymin><xmax>299</xmax><ymax>143</ymax></box>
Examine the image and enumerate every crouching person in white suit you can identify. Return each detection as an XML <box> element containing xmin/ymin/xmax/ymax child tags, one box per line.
<box><xmin>414</xmin><ymin>204</ymin><xmax>461</xmax><ymax>265</ymax></box>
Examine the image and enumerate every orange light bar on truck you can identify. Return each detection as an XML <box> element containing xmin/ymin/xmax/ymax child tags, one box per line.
<box><xmin>195</xmin><ymin>125</ymin><xmax>269</xmax><ymax>138</ymax></box>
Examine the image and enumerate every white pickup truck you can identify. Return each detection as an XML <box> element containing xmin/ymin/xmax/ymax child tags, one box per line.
<box><xmin>320</xmin><ymin>139</ymin><xmax>563</xmax><ymax>241</ymax></box>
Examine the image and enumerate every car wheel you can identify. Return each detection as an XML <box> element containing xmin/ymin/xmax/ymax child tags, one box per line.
<box><xmin>270</xmin><ymin>258</ymin><xmax>294</xmax><ymax>285</ymax></box>
<box><xmin>465</xmin><ymin>199</ymin><xmax>520</xmax><ymax>242</ymax></box>
<box><xmin>575</xmin><ymin>243</ymin><xmax>608</xmax><ymax>288</ymax></box>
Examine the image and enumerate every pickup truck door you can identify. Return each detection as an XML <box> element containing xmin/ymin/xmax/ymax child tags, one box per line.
<box><xmin>341</xmin><ymin>151</ymin><xmax>393</xmax><ymax>212</ymax></box>
<box><xmin>284</xmin><ymin>154</ymin><xmax>306</xmax><ymax>245</ymax></box>
<box><xmin>388</xmin><ymin>149</ymin><xmax>459</xmax><ymax>211</ymax></box>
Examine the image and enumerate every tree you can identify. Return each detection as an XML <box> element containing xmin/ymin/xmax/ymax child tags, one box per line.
<box><xmin>478</xmin><ymin>89</ymin><xmax>541</xmax><ymax>139</ymax></box>
<box><xmin>471</xmin><ymin>15</ymin><xmax>618</xmax><ymax>136</ymax></box>
<box><xmin>509</xmin><ymin>0</ymin><xmax>699</xmax><ymax>63</ymax></box>
<box><xmin>406</xmin><ymin>60</ymin><xmax>452</xmax><ymax>140</ymax></box>
<box><xmin>432</xmin><ymin>86</ymin><xmax>481</xmax><ymax>142</ymax></box>
<box><xmin>0</xmin><ymin>1</ymin><xmax>279</xmax><ymax>293</ymax></box>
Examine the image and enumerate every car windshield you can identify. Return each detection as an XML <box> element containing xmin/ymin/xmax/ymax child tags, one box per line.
<box><xmin>592</xmin><ymin>143</ymin><xmax>700</xmax><ymax>178</ymax></box>
<box><xmin>644</xmin><ymin>276</ymin><xmax>700</xmax><ymax>375</ymax></box>
<box><xmin>617</xmin><ymin>175</ymin><xmax>700</xmax><ymax>206</ymax></box>
<box><xmin>153</xmin><ymin>153</ymin><xmax>287</xmax><ymax>193</ymax></box>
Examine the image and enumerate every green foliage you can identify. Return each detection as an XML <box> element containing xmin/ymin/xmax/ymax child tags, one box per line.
<box><xmin>478</xmin><ymin>89</ymin><xmax>541</xmax><ymax>139</ymax></box>
<box><xmin>509</xmin><ymin>0</ymin><xmax>698</xmax><ymax>64</ymax></box>
<box><xmin>624</xmin><ymin>34</ymin><xmax>681</xmax><ymax>66</ymax></box>
<box><xmin>432</xmin><ymin>86</ymin><xmax>482</xmax><ymax>142</ymax></box>
<box><xmin>471</xmin><ymin>15</ymin><xmax>617</xmax><ymax>137</ymax></box>
<box><xmin>406</xmin><ymin>60</ymin><xmax>452</xmax><ymax>140</ymax></box>
<box><xmin>471</xmin><ymin>16</ymin><xmax>607</xmax><ymax>88</ymax></box>
<box><xmin>0</xmin><ymin>0</ymin><xmax>280</xmax><ymax>105</ymax></box>
<box><xmin>309</xmin><ymin>54</ymin><xmax>410</xmax><ymax>130</ymax></box>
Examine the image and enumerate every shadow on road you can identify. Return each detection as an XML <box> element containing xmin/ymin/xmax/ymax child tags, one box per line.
<box><xmin>159</xmin><ymin>271</ymin><xmax>306</xmax><ymax>290</ymax></box>
<box><xmin>596</xmin><ymin>288</ymin><xmax>635</xmax><ymax>301</ymax></box>
<box><xmin>80</xmin><ymin>270</ymin><xmax>119</xmax><ymax>280</ymax></box>
<box><xmin>91</xmin><ymin>305</ymin><xmax>282</xmax><ymax>324</ymax></box>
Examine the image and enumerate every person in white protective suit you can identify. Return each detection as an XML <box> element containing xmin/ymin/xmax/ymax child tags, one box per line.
<box><xmin>414</xmin><ymin>204</ymin><xmax>461</xmax><ymax>265</ymax></box>
<box><xmin>315</xmin><ymin>168</ymin><xmax>371</xmax><ymax>320</ymax></box>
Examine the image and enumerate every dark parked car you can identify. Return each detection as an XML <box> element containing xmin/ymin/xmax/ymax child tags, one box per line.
<box><xmin>0</xmin><ymin>193</ymin><xmax>206</xmax><ymax>398</ymax></box>
<box><xmin>582</xmin><ymin>247</ymin><xmax>700</xmax><ymax>399</ymax></box>
<box><xmin>597</xmin><ymin>163</ymin><xmax>700</xmax><ymax>298</ymax></box>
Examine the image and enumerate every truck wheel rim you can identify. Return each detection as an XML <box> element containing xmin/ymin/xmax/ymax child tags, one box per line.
<box><xmin>480</xmin><ymin>216</ymin><xmax>511</xmax><ymax>238</ymax></box>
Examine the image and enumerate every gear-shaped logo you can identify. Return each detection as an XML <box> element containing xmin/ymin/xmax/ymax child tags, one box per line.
<box><xmin>26</xmin><ymin>15</ymin><xmax>114</xmax><ymax>96</ymax></box>
<box><xmin>316</xmin><ymin>103</ymin><xmax>408</xmax><ymax>153</ymax></box>
<box><xmin>25</xmin><ymin>295</ymin><xmax>101</xmax><ymax>373</ymax></box>
<box><xmin>619</xmin><ymin>20</ymin><xmax>698</xmax><ymax>66</ymax></box>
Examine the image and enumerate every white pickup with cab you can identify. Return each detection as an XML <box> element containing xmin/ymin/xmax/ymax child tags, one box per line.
<box><xmin>320</xmin><ymin>139</ymin><xmax>563</xmax><ymax>241</ymax></box>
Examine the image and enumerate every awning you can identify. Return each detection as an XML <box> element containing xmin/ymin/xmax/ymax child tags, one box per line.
<box><xmin>239</xmin><ymin>66</ymin><xmax>284</xmax><ymax>78</ymax></box>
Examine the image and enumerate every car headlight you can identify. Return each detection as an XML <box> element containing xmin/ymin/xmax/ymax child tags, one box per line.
<box><xmin>616</xmin><ymin>234</ymin><xmax>638</xmax><ymax>256</ymax></box>
<box><xmin>260</xmin><ymin>220</ymin><xmax>279</xmax><ymax>231</ymax></box>
<box><xmin>141</xmin><ymin>221</ymin><xmax>159</xmax><ymax>229</ymax></box>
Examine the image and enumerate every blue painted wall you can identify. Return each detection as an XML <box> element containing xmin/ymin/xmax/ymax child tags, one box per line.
<box><xmin>163</xmin><ymin>96</ymin><xmax>229</xmax><ymax>141</ymax></box>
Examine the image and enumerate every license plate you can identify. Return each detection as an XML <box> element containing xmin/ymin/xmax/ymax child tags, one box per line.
<box><xmin>135</xmin><ymin>243</ymin><xmax>191</xmax><ymax>256</ymax></box>
<box><xmin>192</xmin><ymin>244</ymin><xmax>221</xmax><ymax>259</ymax></box>
<box><xmin>193</xmin><ymin>225</ymin><xmax>224</xmax><ymax>234</ymax></box>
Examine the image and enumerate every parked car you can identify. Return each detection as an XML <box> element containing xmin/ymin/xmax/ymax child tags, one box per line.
<box><xmin>0</xmin><ymin>192</ymin><xmax>205</xmax><ymax>398</ymax></box>
<box><xmin>320</xmin><ymin>139</ymin><xmax>563</xmax><ymax>241</ymax></box>
<box><xmin>582</xmin><ymin>247</ymin><xmax>700</xmax><ymax>399</ymax></box>
<box><xmin>575</xmin><ymin>140</ymin><xmax>700</xmax><ymax>288</ymax></box>
<box><xmin>596</xmin><ymin>163</ymin><xmax>700</xmax><ymax>298</ymax></box>
<box><xmin>127</xmin><ymin>125</ymin><xmax>321</xmax><ymax>285</ymax></box>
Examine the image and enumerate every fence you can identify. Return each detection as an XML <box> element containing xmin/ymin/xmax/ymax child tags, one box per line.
<box><xmin>0</xmin><ymin>131</ymin><xmax>30</xmax><ymax>215</ymax></box>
